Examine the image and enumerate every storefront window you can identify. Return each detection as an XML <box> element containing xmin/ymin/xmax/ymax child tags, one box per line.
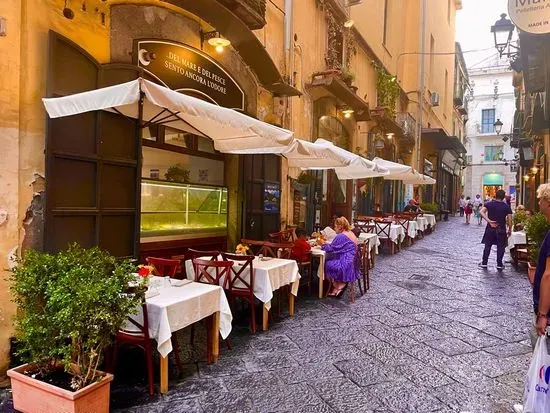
<box><xmin>164</xmin><ymin>127</ymin><xmax>193</xmax><ymax>148</ymax></box>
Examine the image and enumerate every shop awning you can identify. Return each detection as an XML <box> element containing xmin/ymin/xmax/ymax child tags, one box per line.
<box><xmin>402</xmin><ymin>174</ymin><xmax>436</xmax><ymax>185</ymax></box>
<box><xmin>283</xmin><ymin>139</ymin><xmax>352</xmax><ymax>169</ymax></box>
<box><xmin>305</xmin><ymin>139</ymin><xmax>389</xmax><ymax>179</ymax></box>
<box><xmin>372</xmin><ymin>157</ymin><xmax>413</xmax><ymax>178</ymax></box>
<box><xmin>42</xmin><ymin>78</ymin><xmax>295</xmax><ymax>154</ymax></box>
<box><xmin>422</xmin><ymin>128</ymin><xmax>467</xmax><ymax>154</ymax></box>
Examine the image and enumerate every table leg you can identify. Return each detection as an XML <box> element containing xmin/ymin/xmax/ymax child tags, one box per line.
<box><xmin>211</xmin><ymin>311</ymin><xmax>220</xmax><ymax>363</ymax></box>
<box><xmin>289</xmin><ymin>292</ymin><xmax>295</xmax><ymax>316</ymax></box>
<box><xmin>160</xmin><ymin>355</ymin><xmax>168</xmax><ymax>394</ymax></box>
<box><xmin>318</xmin><ymin>257</ymin><xmax>324</xmax><ymax>299</ymax></box>
<box><xmin>263</xmin><ymin>305</ymin><xmax>269</xmax><ymax>331</ymax></box>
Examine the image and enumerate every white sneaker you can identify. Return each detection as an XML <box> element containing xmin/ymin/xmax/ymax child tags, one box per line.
<box><xmin>496</xmin><ymin>264</ymin><xmax>505</xmax><ymax>270</ymax></box>
<box><xmin>478</xmin><ymin>262</ymin><xmax>488</xmax><ymax>268</ymax></box>
<box><xmin>513</xmin><ymin>404</ymin><xmax>524</xmax><ymax>413</ymax></box>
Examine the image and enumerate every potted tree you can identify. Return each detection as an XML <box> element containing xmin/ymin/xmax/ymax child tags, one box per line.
<box><xmin>7</xmin><ymin>244</ymin><xmax>144</xmax><ymax>413</ymax></box>
<box><xmin>525</xmin><ymin>213</ymin><xmax>550</xmax><ymax>285</ymax></box>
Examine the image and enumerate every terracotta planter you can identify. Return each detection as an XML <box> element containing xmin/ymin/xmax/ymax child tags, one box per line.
<box><xmin>528</xmin><ymin>262</ymin><xmax>536</xmax><ymax>286</ymax></box>
<box><xmin>7</xmin><ymin>364</ymin><xmax>113</xmax><ymax>413</ymax></box>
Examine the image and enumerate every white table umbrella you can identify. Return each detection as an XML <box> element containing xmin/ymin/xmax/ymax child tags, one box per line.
<box><xmin>307</xmin><ymin>139</ymin><xmax>389</xmax><ymax>179</ymax></box>
<box><xmin>42</xmin><ymin>78</ymin><xmax>295</xmax><ymax>154</ymax></box>
<box><xmin>372</xmin><ymin>157</ymin><xmax>423</xmax><ymax>181</ymax></box>
<box><xmin>402</xmin><ymin>174</ymin><xmax>436</xmax><ymax>185</ymax></box>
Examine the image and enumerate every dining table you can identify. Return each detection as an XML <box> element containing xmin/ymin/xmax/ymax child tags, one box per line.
<box><xmin>423</xmin><ymin>213</ymin><xmax>437</xmax><ymax>230</ymax></box>
<box><xmin>185</xmin><ymin>255</ymin><xmax>300</xmax><ymax>331</ymax></box>
<box><xmin>416</xmin><ymin>216</ymin><xmax>428</xmax><ymax>232</ymax></box>
<box><xmin>507</xmin><ymin>230</ymin><xmax>527</xmax><ymax>250</ymax></box>
<box><xmin>127</xmin><ymin>276</ymin><xmax>233</xmax><ymax>394</ymax></box>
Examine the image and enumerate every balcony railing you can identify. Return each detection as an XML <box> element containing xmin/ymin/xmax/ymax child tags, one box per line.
<box><xmin>218</xmin><ymin>0</ymin><xmax>267</xmax><ymax>29</ymax></box>
<box><xmin>396</xmin><ymin>112</ymin><xmax>417</xmax><ymax>138</ymax></box>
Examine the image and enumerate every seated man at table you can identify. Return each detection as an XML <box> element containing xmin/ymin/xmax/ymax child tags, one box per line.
<box><xmin>291</xmin><ymin>228</ymin><xmax>311</xmax><ymax>262</ymax></box>
<box><xmin>403</xmin><ymin>199</ymin><xmax>423</xmax><ymax>213</ymax></box>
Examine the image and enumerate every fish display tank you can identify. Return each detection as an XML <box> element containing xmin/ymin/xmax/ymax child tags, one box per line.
<box><xmin>140</xmin><ymin>179</ymin><xmax>228</xmax><ymax>240</ymax></box>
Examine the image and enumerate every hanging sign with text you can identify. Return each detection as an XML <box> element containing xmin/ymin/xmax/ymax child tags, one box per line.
<box><xmin>134</xmin><ymin>40</ymin><xmax>245</xmax><ymax>109</ymax></box>
<box><xmin>508</xmin><ymin>0</ymin><xmax>550</xmax><ymax>34</ymax></box>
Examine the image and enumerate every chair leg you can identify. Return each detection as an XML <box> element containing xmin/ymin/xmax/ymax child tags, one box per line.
<box><xmin>110</xmin><ymin>342</ymin><xmax>119</xmax><ymax>375</ymax></box>
<box><xmin>350</xmin><ymin>282</ymin><xmax>355</xmax><ymax>303</ymax></box>
<box><xmin>308</xmin><ymin>264</ymin><xmax>313</xmax><ymax>296</ymax></box>
<box><xmin>145</xmin><ymin>341</ymin><xmax>155</xmax><ymax>396</ymax></box>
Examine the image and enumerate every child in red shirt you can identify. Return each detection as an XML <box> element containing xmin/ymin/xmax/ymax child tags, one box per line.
<box><xmin>291</xmin><ymin>228</ymin><xmax>311</xmax><ymax>262</ymax></box>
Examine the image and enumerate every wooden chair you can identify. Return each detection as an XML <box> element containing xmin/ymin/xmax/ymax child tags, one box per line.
<box><xmin>375</xmin><ymin>221</ymin><xmax>396</xmax><ymax>254</ymax></box>
<box><xmin>358</xmin><ymin>239</ymin><xmax>370</xmax><ymax>292</ymax></box>
<box><xmin>393</xmin><ymin>216</ymin><xmax>413</xmax><ymax>247</ymax></box>
<box><xmin>109</xmin><ymin>302</ymin><xmax>182</xmax><ymax>395</ymax></box>
<box><xmin>221</xmin><ymin>253</ymin><xmax>257</xmax><ymax>333</ymax></box>
<box><xmin>192</xmin><ymin>258</ymin><xmax>233</xmax><ymax>287</ymax></box>
<box><xmin>259</xmin><ymin>241</ymin><xmax>293</xmax><ymax>259</ymax></box>
<box><xmin>240</xmin><ymin>239</ymin><xmax>266</xmax><ymax>256</ymax></box>
<box><xmin>269</xmin><ymin>229</ymin><xmax>295</xmax><ymax>243</ymax></box>
<box><xmin>191</xmin><ymin>258</ymin><xmax>234</xmax><ymax>361</ymax></box>
<box><xmin>353</xmin><ymin>218</ymin><xmax>375</xmax><ymax>235</ymax></box>
<box><xmin>146</xmin><ymin>257</ymin><xmax>179</xmax><ymax>278</ymax></box>
<box><xmin>348</xmin><ymin>244</ymin><xmax>365</xmax><ymax>304</ymax></box>
<box><xmin>295</xmin><ymin>251</ymin><xmax>313</xmax><ymax>296</ymax></box>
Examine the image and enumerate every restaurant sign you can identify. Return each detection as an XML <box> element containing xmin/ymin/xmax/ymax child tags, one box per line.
<box><xmin>508</xmin><ymin>0</ymin><xmax>550</xmax><ymax>34</ymax></box>
<box><xmin>135</xmin><ymin>40</ymin><xmax>245</xmax><ymax>110</ymax></box>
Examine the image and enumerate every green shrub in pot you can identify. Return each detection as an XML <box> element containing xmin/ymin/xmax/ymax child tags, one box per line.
<box><xmin>419</xmin><ymin>202</ymin><xmax>439</xmax><ymax>214</ymax></box>
<box><xmin>10</xmin><ymin>244</ymin><xmax>145</xmax><ymax>390</ymax></box>
<box><xmin>513</xmin><ymin>210</ymin><xmax>528</xmax><ymax>231</ymax></box>
<box><xmin>525</xmin><ymin>212</ymin><xmax>550</xmax><ymax>264</ymax></box>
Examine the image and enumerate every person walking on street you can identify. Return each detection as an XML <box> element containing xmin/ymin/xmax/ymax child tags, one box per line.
<box><xmin>464</xmin><ymin>196</ymin><xmax>473</xmax><ymax>224</ymax></box>
<box><xmin>478</xmin><ymin>189</ymin><xmax>513</xmax><ymax>270</ymax></box>
<box><xmin>473</xmin><ymin>194</ymin><xmax>483</xmax><ymax>225</ymax></box>
<box><xmin>459</xmin><ymin>195</ymin><xmax>466</xmax><ymax>217</ymax></box>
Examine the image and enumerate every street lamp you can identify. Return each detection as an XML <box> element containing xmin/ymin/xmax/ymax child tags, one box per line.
<box><xmin>494</xmin><ymin>118</ymin><xmax>503</xmax><ymax>135</ymax></box>
<box><xmin>491</xmin><ymin>14</ymin><xmax>515</xmax><ymax>58</ymax></box>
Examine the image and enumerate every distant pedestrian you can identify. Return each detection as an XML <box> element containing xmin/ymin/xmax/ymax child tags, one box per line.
<box><xmin>473</xmin><ymin>194</ymin><xmax>482</xmax><ymax>209</ymax></box>
<box><xmin>478</xmin><ymin>189</ymin><xmax>513</xmax><ymax>270</ymax></box>
<box><xmin>475</xmin><ymin>202</ymin><xmax>483</xmax><ymax>225</ymax></box>
<box><xmin>464</xmin><ymin>196</ymin><xmax>473</xmax><ymax>224</ymax></box>
<box><xmin>458</xmin><ymin>195</ymin><xmax>466</xmax><ymax>217</ymax></box>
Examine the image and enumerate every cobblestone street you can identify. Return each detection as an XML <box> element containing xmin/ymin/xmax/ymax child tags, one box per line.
<box><xmin>1</xmin><ymin>217</ymin><xmax>534</xmax><ymax>412</ymax></box>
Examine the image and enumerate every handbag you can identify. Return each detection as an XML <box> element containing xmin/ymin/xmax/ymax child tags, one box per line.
<box><xmin>523</xmin><ymin>336</ymin><xmax>550</xmax><ymax>412</ymax></box>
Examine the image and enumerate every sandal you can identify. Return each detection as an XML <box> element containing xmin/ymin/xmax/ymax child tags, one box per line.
<box><xmin>329</xmin><ymin>283</ymin><xmax>348</xmax><ymax>299</ymax></box>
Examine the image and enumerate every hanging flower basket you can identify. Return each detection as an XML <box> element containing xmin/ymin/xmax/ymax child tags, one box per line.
<box><xmin>296</xmin><ymin>172</ymin><xmax>316</xmax><ymax>185</ymax></box>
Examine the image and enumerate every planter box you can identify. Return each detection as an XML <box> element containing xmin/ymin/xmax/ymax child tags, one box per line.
<box><xmin>528</xmin><ymin>262</ymin><xmax>536</xmax><ymax>286</ymax></box>
<box><xmin>7</xmin><ymin>364</ymin><xmax>113</xmax><ymax>413</ymax></box>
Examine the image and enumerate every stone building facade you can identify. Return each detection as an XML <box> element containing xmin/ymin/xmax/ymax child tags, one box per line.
<box><xmin>0</xmin><ymin>0</ymin><xmax>462</xmax><ymax>378</ymax></box>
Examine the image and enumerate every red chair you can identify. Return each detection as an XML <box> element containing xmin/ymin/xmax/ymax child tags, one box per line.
<box><xmin>221</xmin><ymin>253</ymin><xmax>257</xmax><ymax>333</ymax></box>
<box><xmin>375</xmin><ymin>221</ymin><xmax>397</xmax><ymax>254</ymax></box>
<box><xmin>109</xmin><ymin>302</ymin><xmax>182</xmax><ymax>395</ymax></box>
<box><xmin>259</xmin><ymin>241</ymin><xmax>293</xmax><ymax>258</ymax></box>
<box><xmin>187</xmin><ymin>249</ymin><xmax>220</xmax><ymax>261</ymax></box>
<box><xmin>240</xmin><ymin>239</ymin><xmax>266</xmax><ymax>256</ymax></box>
<box><xmin>393</xmin><ymin>216</ymin><xmax>412</xmax><ymax>246</ymax></box>
<box><xmin>358</xmin><ymin>239</ymin><xmax>370</xmax><ymax>292</ymax></box>
<box><xmin>269</xmin><ymin>229</ymin><xmax>295</xmax><ymax>243</ymax></box>
<box><xmin>295</xmin><ymin>251</ymin><xmax>313</xmax><ymax>296</ymax></box>
<box><xmin>146</xmin><ymin>257</ymin><xmax>179</xmax><ymax>278</ymax></box>
<box><xmin>191</xmin><ymin>258</ymin><xmax>234</xmax><ymax>362</ymax></box>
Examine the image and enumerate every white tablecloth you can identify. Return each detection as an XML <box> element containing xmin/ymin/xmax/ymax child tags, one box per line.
<box><xmin>357</xmin><ymin>233</ymin><xmax>380</xmax><ymax>256</ymax></box>
<box><xmin>185</xmin><ymin>257</ymin><xmax>300</xmax><ymax>311</ymax></box>
<box><xmin>400</xmin><ymin>220</ymin><xmax>418</xmax><ymax>239</ymax></box>
<box><xmin>375</xmin><ymin>223</ymin><xmax>405</xmax><ymax>244</ymax></box>
<box><xmin>416</xmin><ymin>216</ymin><xmax>428</xmax><ymax>232</ymax></box>
<box><xmin>423</xmin><ymin>214</ymin><xmax>437</xmax><ymax>228</ymax></box>
<box><xmin>125</xmin><ymin>277</ymin><xmax>232</xmax><ymax>357</ymax></box>
<box><xmin>507</xmin><ymin>231</ymin><xmax>527</xmax><ymax>250</ymax></box>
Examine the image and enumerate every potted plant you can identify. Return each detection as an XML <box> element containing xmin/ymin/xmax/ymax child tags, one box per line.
<box><xmin>7</xmin><ymin>244</ymin><xmax>145</xmax><ymax>413</ymax></box>
<box><xmin>525</xmin><ymin>213</ymin><xmax>550</xmax><ymax>285</ymax></box>
<box><xmin>513</xmin><ymin>210</ymin><xmax>528</xmax><ymax>231</ymax></box>
<box><xmin>296</xmin><ymin>172</ymin><xmax>316</xmax><ymax>185</ymax></box>
<box><xmin>419</xmin><ymin>202</ymin><xmax>439</xmax><ymax>214</ymax></box>
<box><xmin>339</xmin><ymin>68</ymin><xmax>355</xmax><ymax>87</ymax></box>
<box><xmin>165</xmin><ymin>164</ymin><xmax>190</xmax><ymax>183</ymax></box>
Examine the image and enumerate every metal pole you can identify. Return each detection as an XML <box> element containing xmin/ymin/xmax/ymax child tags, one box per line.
<box><xmin>416</xmin><ymin>0</ymin><xmax>426</xmax><ymax>173</ymax></box>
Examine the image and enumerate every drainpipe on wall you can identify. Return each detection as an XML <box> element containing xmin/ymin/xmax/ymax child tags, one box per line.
<box><xmin>284</xmin><ymin>0</ymin><xmax>293</xmax><ymax>131</ymax></box>
<box><xmin>416</xmin><ymin>0</ymin><xmax>426</xmax><ymax>174</ymax></box>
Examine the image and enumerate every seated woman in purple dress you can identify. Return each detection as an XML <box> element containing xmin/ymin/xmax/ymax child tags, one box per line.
<box><xmin>319</xmin><ymin>217</ymin><xmax>360</xmax><ymax>297</ymax></box>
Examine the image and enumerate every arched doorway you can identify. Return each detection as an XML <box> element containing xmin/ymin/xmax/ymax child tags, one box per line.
<box><xmin>482</xmin><ymin>173</ymin><xmax>503</xmax><ymax>200</ymax></box>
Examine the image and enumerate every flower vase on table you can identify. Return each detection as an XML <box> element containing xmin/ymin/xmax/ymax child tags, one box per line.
<box><xmin>235</xmin><ymin>243</ymin><xmax>250</xmax><ymax>255</ymax></box>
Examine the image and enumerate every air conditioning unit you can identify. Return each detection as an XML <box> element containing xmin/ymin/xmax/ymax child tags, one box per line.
<box><xmin>430</xmin><ymin>92</ymin><xmax>440</xmax><ymax>107</ymax></box>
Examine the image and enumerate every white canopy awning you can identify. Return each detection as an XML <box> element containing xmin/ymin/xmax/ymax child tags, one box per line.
<box><xmin>372</xmin><ymin>157</ymin><xmax>417</xmax><ymax>180</ymax></box>
<box><xmin>282</xmin><ymin>139</ymin><xmax>351</xmax><ymax>169</ymax></box>
<box><xmin>304</xmin><ymin>139</ymin><xmax>388</xmax><ymax>179</ymax></box>
<box><xmin>42</xmin><ymin>78</ymin><xmax>294</xmax><ymax>154</ymax></box>
<box><xmin>403</xmin><ymin>174</ymin><xmax>436</xmax><ymax>185</ymax></box>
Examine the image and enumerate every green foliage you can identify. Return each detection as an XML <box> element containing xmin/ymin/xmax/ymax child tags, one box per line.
<box><xmin>373</xmin><ymin>61</ymin><xmax>399</xmax><ymax>116</ymax></box>
<box><xmin>419</xmin><ymin>202</ymin><xmax>439</xmax><ymax>213</ymax></box>
<box><xmin>525</xmin><ymin>213</ymin><xmax>550</xmax><ymax>263</ymax></box>
<box><xmin>10</xmin><ymin>244</ymin><xmax>144</xmax><ymax>390</ymax></box>
<box><xmin>340</xmin><ymin>67</ymin><xmax>355</xmax><ymax>86</ymax></box>
<box><xmin>513</xmin><ymin>211</ymin><xmax>528</xmax><ymax>229</ymax></box>
<box><xmin>165</xmin><ymin>164</ymin><xmax>190</xmax><ymax>183</ymax></box>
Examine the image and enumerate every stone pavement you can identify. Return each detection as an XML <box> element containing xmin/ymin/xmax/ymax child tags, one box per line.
<box><xmin>0</xmin><ymin>217</ymin><xmax>534</xmax><ymax>412</ymax></box>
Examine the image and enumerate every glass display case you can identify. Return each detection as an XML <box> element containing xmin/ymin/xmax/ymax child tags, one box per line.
<box><xmin>140</xmin><ymin>179</ymin><xmax>228</xmax><ymax>239</ymax></box>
